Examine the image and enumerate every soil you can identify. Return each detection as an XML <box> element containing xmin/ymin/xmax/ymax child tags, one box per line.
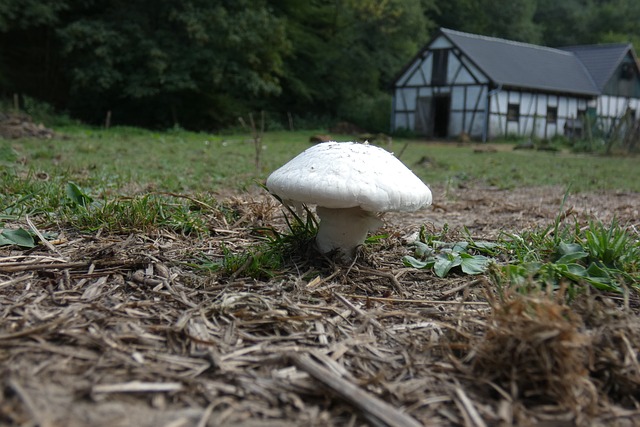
<box><xmin>1</xmin><ymin>185</ymin><xmax>639</xmax><ymax>427</ymax></box>
<box><xmin>0</xmin><ymin>112</ymin><xmax>57</xmax><ymax>140</ymax></box>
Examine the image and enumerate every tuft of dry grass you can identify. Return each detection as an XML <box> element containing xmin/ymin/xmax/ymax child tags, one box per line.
<box><xmin>469</xmin><ymin>289</ymin><xmax>597</xmax><ymax>414</ymax></box>
<box><xmin>578</xmin><ymin>295</ymin><xmax>640</xmax><ymax>408</ymax></box>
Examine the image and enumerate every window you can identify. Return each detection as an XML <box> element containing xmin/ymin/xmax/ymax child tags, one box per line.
<box><xmin>621</xmin><ymin>62</ymin><xmax>635</xmax><ymax>80</ymax></box>
<box><xmin>431</xmin><ymin>50</ymin><xmax>448</xmax><ymax>86</ymax></box>
<box><xmin>577</xmin><ymin>108</ymin><xmax>587</xmax><ymax>120</ymax></box>
<box><xmin>547</xmin><ymin>106</ymin><xmax>558</xmax><ymax>124</ymax></box>
<box><xmin>507</xmin><ymin>103</ymin><xmax>520</xmax><ymax>122</ymax></box>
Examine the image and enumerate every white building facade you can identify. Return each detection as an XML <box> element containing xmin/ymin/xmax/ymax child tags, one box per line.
<box><xmin>392</xmin><ymin>29</ymin><xmax>640</xmax><ymax>141</ymax></box>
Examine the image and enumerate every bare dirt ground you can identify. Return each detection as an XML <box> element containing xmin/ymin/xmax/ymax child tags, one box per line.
<box><xmin>1</xmin><ymin>185</ymin><xmax>639</xmax><ymax>427</ymax></box>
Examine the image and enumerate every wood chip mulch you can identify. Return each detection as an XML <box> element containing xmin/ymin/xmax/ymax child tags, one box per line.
<box><xmin>1</xmin><ymin>186</ymin><xmax>639</xmax><ymax>426</ymax></box>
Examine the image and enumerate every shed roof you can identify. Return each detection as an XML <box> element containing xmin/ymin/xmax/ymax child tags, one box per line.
<box><xmin>560</xmin><ymin>43</ymin><xmax>632</xmax><ymax>91</ymax></box>
<box><xmin>439</xmin><ymin>28</ymin><xmax>599</xmax><ymax>96</ymax></box>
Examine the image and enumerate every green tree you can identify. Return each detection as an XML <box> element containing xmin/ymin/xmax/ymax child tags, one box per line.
<box><xmin>534</xmin><ymin>0</ymin><xmax>592</xmax><ymax>46</ymax></box>
<box><xmin>0</xmin><ymin>0</ymin><xmax>291</xmax><ymax>128</ymax></box>
<box><xmin>270</xmin><ymin>0</ymin><xmax>435</xmax><ymax>131</ymax></box>
<box><xmin>0</xmin><ymin>0</ymin><xmax>71</xmax><ymax>103</ymax></box>
<box><xmin>586</xmin><ymin>0</ymin><xmax>640</xmax><ymax>48</ymax></box>
<box><xmin>433</xmin><ymin>0</ymin><xmax>541</xmax><ymax>43</ymax></box>
<box><xmin>56</xmin><ymin>0</ymin><xmax>290</xmax><ymax>127</ymax></box>
<box><xmin>0</xmin><ymin>0</ymin><xmax>68</xmax><ymax>30</ymax></box>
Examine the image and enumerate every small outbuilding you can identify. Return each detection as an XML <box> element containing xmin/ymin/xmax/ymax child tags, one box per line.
<box><xmin>391</xmin><ymin>28</ymin><xmax>640</xmax><ymax>141</ymax></box>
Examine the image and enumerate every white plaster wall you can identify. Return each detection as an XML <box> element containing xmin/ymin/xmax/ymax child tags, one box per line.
<box><xmin>430</xmin><ymin>37</ymin><xmax>453</xmax><ymax>49</ymax></box>
<box><xmin>394</xmin><ymin>113</ymin><xmax>409</xmax><ymax>129</ymax></box>
<box><xmin>406</xmin><ymin>63</ymin><xmax>428</xmax><ymax>87</ymax></box>
<box><xmin>451</xmin><ymin>86</ymin><xmax>464</xmax><ymax>110</ymax></box>
<box><xmin>489</xmin><ymin>113</ymin><xmax>503</xmax><ymax>137</ymax></box>
<box><xmin>396</xmin><ymin>61</ymin><xmax>420</xmax><ymax>87</ymax></box>
<box><xmin>394</xmin><ymin>88</ymin><xmax>417</xmax><ymax>110</ymax></box>
<box><xmin>417</xmin><ymin>87</ymin><xmax>434</xmax><ymax>99</ymax></box>
<box><xmin>506</xmin><ymin>121</ymin><xmax>519</xmax><ymax>136</ymax></box>
<box><xmin>508</xmin><ymin>91</ymin><xmax>521</xmax><ymax>104</ymax></box>
<box><xmin>546</xmin><ymin>123</ymin><xmax>558</xmax><ymax>137</ymax></box>
<box><xmin>595</xmin><ymin>95</ymin><xmax>640</xmax><ymax>133</ymax></box>
<box><xmin>494</xmin><ymin>91</ymin><xmax>508</xmax><ymax>114</ymax></box>
<box><xmin>558</xmin><ymin>97</ymin><xmax>569</xmax><ymax>117</ymax></box>
<box><xmin>447</xmin><ymin>53</ymin><xmax>461</xmax><ymax>85</ymax></box>
<box><xmin>536</xmin><ymin>94</ymin><xmax>547</xmax><ymax>114</ymax></box>
<box><xmin>520</xmin><ymin>93</ymin><xmax>535</xmax><ymax>136</ymax></box>
<box><xmin>466</xmin><ymin>86</ymin><xmax>484</xmax><ymax>109</ymax></box>
<box><xmin>616</xmin><ymin>97</ymin><xmax>627</xmax><ymax>115</ymax></box>
<box><xmin>449</xmin><ymin>112</ymin><xmax>463</xmax><ymax>136</ymax></box>
<box><xmin>469</xmin><ymin>111</ymin><xmax>485</xmax><ymax>138</ymax></box>
<box><xmin>454</xmin><ymin>65</ymin><xmax>477</xmax><ymax>84</ymax></box>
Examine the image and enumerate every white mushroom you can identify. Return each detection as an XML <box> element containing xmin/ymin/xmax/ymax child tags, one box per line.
<box><xmin>266</xmin><ymin>141</ymin><xmax>432</xmax><ymax>260</ymax></box>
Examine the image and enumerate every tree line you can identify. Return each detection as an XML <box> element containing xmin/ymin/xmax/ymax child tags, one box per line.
<box><xmin>1</xmin><ymin>0</ymin><xmax>638</xmax><ymax>132</ymax></box>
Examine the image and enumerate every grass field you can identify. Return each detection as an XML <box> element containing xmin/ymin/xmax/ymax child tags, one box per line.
<box><xmin>2</xmin><ymin>126</ymin><xmax>639</xmax><ymax>197</ymax></box>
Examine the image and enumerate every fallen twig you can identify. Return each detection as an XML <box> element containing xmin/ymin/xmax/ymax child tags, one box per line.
<box><xmin>290</xmin><ymin>352</ymin><xmax>425</xmax><ymax>427</ymax></box>
<box><xmin>92</xmin><ymin>381</ymin><xmax>183</xmax><ymax>394</ymax></box>
<box><xmin>0</xmin><ymin>258</ymin><xmax>146</xmax><ymax>273</ymax></box>
<box><xmin>343</xmin><ymin>294</ymin><xmax>489</xmax><ymax>306</ymax></box>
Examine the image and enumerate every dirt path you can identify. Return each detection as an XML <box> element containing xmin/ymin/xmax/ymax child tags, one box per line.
<box><xmin>389</xmin><ymin>184</ymin><xmax>639</xmax><ymax>238</ymax></box>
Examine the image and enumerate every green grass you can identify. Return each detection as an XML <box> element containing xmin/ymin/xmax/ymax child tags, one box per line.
<box><xmin>196</xmin><ymin>202</ymin><xmax>319</xmax><ymax>280</ymax></box>
<box><xmin>495</xmin><ymin>218</ymin><xmax>640</xmax><ymax>294</ymax></box>
<box><xmin>400</xmin><ymin>143</ymin><xmax>640</xmax><ymax>192</ymax></box>
<box><xmin>3</xmin><ymin>127</ymin><xmax>341</xmax><ymax>194</ymax></box>
<box><xmin>2</xmin><ymin>127</ymin><xmax>639</xmax><ymax>197</ymax></box>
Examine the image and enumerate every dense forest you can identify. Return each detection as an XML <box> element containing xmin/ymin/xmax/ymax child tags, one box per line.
<box><xmin>1</xmin><ymin>0</ymin><xmax>639</xmax><ymax>131</ymax></box>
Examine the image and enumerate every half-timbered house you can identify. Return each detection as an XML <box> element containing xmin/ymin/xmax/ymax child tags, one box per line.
<box><xmin>391</xmin><ymin>28</ymin><xmax>640</xmax><ymax>141</ymax></box>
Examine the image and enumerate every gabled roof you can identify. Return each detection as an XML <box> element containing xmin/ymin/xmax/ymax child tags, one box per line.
<box><xmin>439</xmin><ymin>28</ymin><xmax>599</xmax><ymax>96</ymax></box>
<box><xmin>560</xmin><ymin>44</ymin><xmax>633</xmax><ymax>91</ymax></box>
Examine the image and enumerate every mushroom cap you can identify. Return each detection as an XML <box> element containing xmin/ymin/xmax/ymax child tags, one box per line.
<box><xmin>266</xmin><ymin>141</ymin><xmax>432</xmax><ymax>212</ymax></box>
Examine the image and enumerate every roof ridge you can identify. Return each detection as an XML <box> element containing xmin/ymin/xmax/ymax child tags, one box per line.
<box><xmin>440</xmin><ymin>27</ymin><xmax>573</xmax><ymax>57</ymax></box>
<box><xmin>561</xmin><ymin>43</ymin><xmax>632</xmax><ymax>50</ymax></box>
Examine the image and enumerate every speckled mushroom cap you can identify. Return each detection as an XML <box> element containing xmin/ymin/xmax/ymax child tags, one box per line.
<box><xmin>266</xmin><ymin>141</ymin><xmax>432</xmax><ymax>212</ymax></box>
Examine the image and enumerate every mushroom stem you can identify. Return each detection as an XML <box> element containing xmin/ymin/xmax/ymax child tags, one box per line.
<box><xmin>315</xmin><ymin>206</ymin><xmax>383</xmax><ymax>259</ymax></box>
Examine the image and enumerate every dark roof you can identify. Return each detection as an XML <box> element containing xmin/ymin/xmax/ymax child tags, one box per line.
<box><xmin>560</xmin><ymin>44</ymin><xmax>632</xmax><ymax>91</ymax></box>
<box><xmin>440</xmin><ymin>28</ymin><xmax>599</xmax><ymax>96</ymax></box>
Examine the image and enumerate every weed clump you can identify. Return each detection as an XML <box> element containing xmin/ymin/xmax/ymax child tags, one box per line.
<box><xmin>576</xmin><ymin>296</ymin><xmax>640</xmax><ymax>407</ymax></box>
<box><xmin>469</xmin><ymin>291</ymin><xmax>597</xmax><ymax>415</ymax></box>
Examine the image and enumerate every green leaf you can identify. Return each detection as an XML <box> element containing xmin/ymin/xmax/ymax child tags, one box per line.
<box><xmin>585</xmin><ymin>262</ymin><xmax>613</xmax><ymax>281</ymax></box>
<box><xmin>471</xmin><ymin>240</ymin><xmax>501</xmax><ymax>255</ymax></box>
<box><xmin>365</xmin><ymin>234</ymin><xmax>388</xmax><ymax>244</ymax></box>
<box><xmin>556</xmin><ymin>250</ymin><xmax>589</xmax><ymax>264</ymax></box>
<box><xmin>564</xmin><ymin>263</ymin><xmax>587</xmax><ymax>277</ymax></box>
<box><xmin>503</xmin><ymin>263</ymin><xmax>537</xmax><ymax>285</ymax></box>
<box><xmin>434</xmin><ymin>253</ymin><xmax>462</xmax><ymax>277</ymax></box>
<box><xmin>0</xmin><ymin>228</ymin><xmax>36</xmax><ymax>248</ymax></box>
<box><xmin>451</xmin><ymin>241</ymin><xmax>469</xmax><ymax>253</ymax></box>
<box><xmin>411</xmin><ymin>241</ymin><xmax>432</xmax><ymax>258</ymax></box>
<box><xmin>557</xmin><ymin>241</ymin><xmax>584</xmax><ymax>255</ymax></box>
<box><xmin>460</xmin><ymin>253</ymin><xmax>490</xmax><ymax>275</ymax></box>
<box><xmin>402</xmin><ymin>255</ymin><xmax>433</xmax><ymax>269</ymax></box>
<box><xmin>66</xmin><ymin>182</ymin><xmax>93</xmax><ymax>207</ymax></box>
<box><xmin>555</xmin><ymin>241</ymin><xmax>588</xmax><ymax>264</ymax></box>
